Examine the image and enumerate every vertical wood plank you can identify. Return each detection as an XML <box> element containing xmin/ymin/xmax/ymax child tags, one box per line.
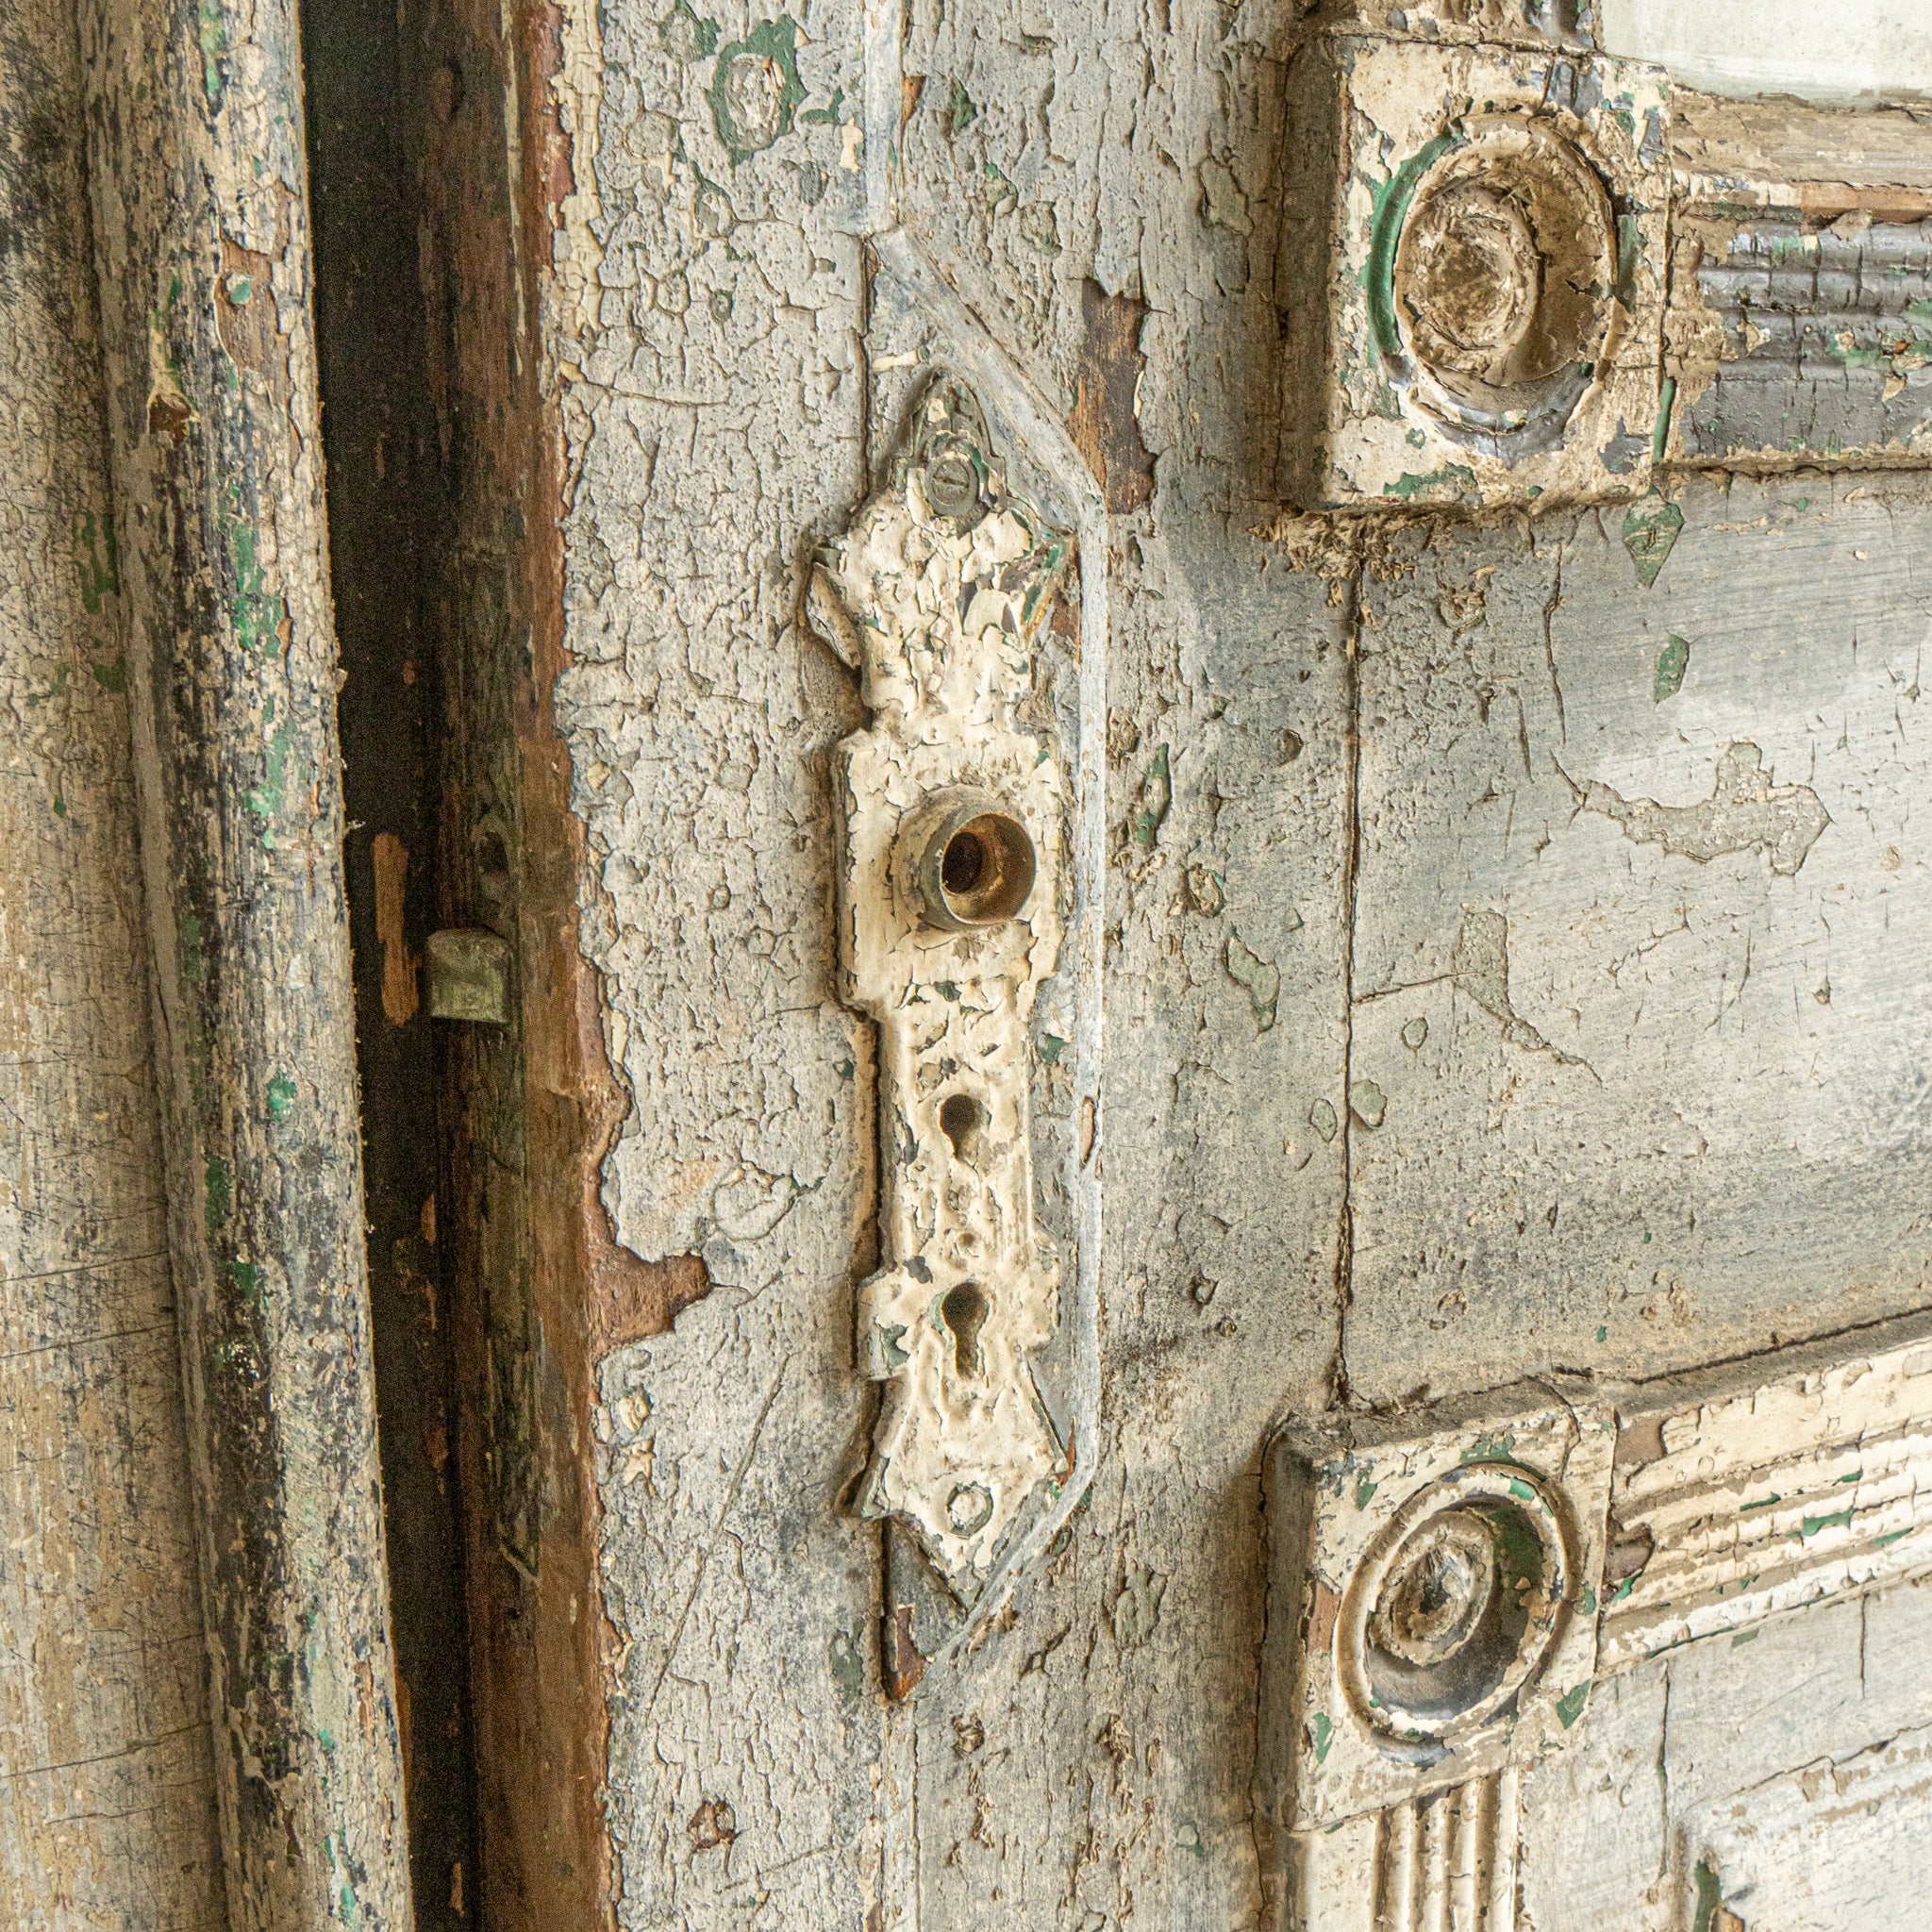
<box><xmin>76</xmin><ymin>0</ymin><xmax>411</xmax><ymax>1924</ymax></box>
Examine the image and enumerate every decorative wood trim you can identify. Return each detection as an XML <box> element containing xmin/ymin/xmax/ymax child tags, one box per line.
<box><xmin>76</xmin><ymin>0</ymin><xmax>411</xmax><ymax>1925</ymax></box>
<box><xmin>1257</xmin><ymin>1384</ymin><xmax>1612</xmax><ymax>1837</ymax></box>
<box><xmin>1599</xmin><ymin>1311</ymin><xmax>1932</xmax><ymax>1672</ymax></box>
<box><xmin>1263</xmin><ymin>1313</ymin><xmax>1932</xmax><ymax>1928</ymax></box>
<box><xmin>1664</xmin><ymin>95</ymin><xmax>1932</xmax><ymax>467</ymax></box>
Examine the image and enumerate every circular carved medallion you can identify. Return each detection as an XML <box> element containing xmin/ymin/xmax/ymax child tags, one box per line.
<box><xmin>1387</xmin><ymin>114</ymin><xmax>1620</xmax><ymax>458</ymax></box>
<box><xmin>1338</xmin><ymin>1461</ymin><xmax>1575</xmax><ymax>1747</ymax></box>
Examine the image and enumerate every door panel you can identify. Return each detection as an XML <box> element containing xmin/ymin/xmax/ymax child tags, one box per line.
<box><xmin>1347</xmin><ymin>474</ymin><xmax>1932</xmax><ymax>1407</ymax></box>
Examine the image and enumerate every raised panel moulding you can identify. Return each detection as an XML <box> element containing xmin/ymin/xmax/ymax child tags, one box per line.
<box><xmin>1599</xmin><ymin>1310</ymin><xmax>1932</xmax><ymax>1671</ymax></box>
<box><xmin>1663</xmin><ymin>96</ymin><xmax>1932</xmax><ymax>466</ymax></box>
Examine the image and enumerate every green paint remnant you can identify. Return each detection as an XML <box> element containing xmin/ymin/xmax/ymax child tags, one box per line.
<box><xmin>1801</xmin><ymin>1507</ymin><xmax>1854</xmax><ymax>1539</ymax></box>
<box><xmin>1130</xmin><ymin>744</ymin><xmax>1171</xmax><ymax>849</ymax></box>
<box><xmin>1308</xmin><ymin>1098</ymin><xmax>1338</xmax><ymax>1143</ymax></box>
<box><xmin>1038</xmin><ymin>1034</ymin><xmax>1067</xmax><ymax>1064</ymax></box>
<box><xmin>244</xmin><ymin>717</ymin><xmax>296</xmax><ymax>834</ymax></box>
<box><xmin>1556</xmin><ymin>1681</ymin><xmax>1590</xmax><ymax>1728</ymax></box>
<box><xmin>1731</xmin><ymin>1627</ymin><xmax>1757</xmax><ymax>1648</ymax></box>
<box><xmin>1362</xmin><ymin>131</ymin><xmax>1460</xmax><ymax>361</ymax></box>
<box><xmin>205</xmin><ymin>1154</ymin><xmax>231</xmax><ymax>1236</ymax></box>
<box><xmin>706</xmin><ymin>17</ymin><xmax>806</xmax><ymax>162</ymax></box>
<box><xmin>1176</xmin><ymin>1819</ymin><xmax>1205</xmax><ymax>1860</ymax></box>
<box><xmin>1507</xmin><ymin>1478</ymin><xmax>1535</xmax><ymax>1503</ymax></box>
<box><xmin>800</xmin><ymin>86</ymin><xmax>845</xmax><ymax>125</ymax></box>
<box><xmin>1615</xmin><ymin>211</ymin><xmax>1641</xmax><ymax>305</ymax></box>
<box><xmin>1623</xmin><ymin>494</ymin><xmax>1684</xmax><ymax>587</ymax></box>
<box><xmin>1401</xmin><ymin>1016</ymin><xmax>1428</xmax><ymax>1049</ymax></box>
<box><xmin>267</xmin><ymin>1074</ymin><xmax>296</xmax><ymax>1124</ymax></box>
<box><xmin>225</xmin><ymin>503</ymin><xmax>286</xmax><ymax>655</ymax></box>
<box><xmin>26</xmin><ymin>662</ymin><xmax>71</xmax><ymax>708</ymax></box>
<box><xmin>198</xmin><ymin>1</ymin><xmax>225</xmax><ymax>106</ymax></box>
<box><xmin>180</xmin><ymin>913</ymin><xmax>205</xmax><ymax>987</ymax></box>
<box><xmin>1461</xmin><ymin>1434</ymin><xmax>1517</xmax><ymax>1465</ymax></box>
<box><xmin>1738</xmin><ymin>1491</ymin><xmax>1783</xmax><ymax>1514</ymax></box>
<box><xmin>1795</xmin><ymin>496</ymin><xmax>1809</xmax><ymax>511</ymax></box>
<box><xmin>1355</xmin><ymin>1474</ymin><xmax>1378</xmax><ymax>1509</ymax></box>
<box><xmin>1348</xmin><ymin>1079</ymin><xmax>1386</xmax><ymax>1128</ymax></box>
<box><xmin>52</xmin><ymin>795</ymin><xmax>66</xmax><ymax>819</ymax></box>
<box><xmin>90</xmin><ymin>657</ymin><xmax>127</xmax><ymax>692</ymax></box>
<box><xmin>1878</xmin><ymin>1527</ymin><xmax>1913</xmax><ymax>1547</ymax></box>
<box><xmin>1310</xmin><ymin>1711</ymin><xmax>1333</xmax><ymax>1763</ymax></box>
<box><xmin>1225</xmin><ymin>932</ymin><xmax>1279</xmax><ymax>1033</ymax></box>
<box><xmin>1383</xmin><ymin>463</ymin><xmax>1476</xmax><ymax>501</ymax></box>
<box><xmin>1652</xmin><ymin>374</ymin><xmax>1677</xmax><ymax>462</ymax></box>
<box><xmin>1838</xmin><ymin>1468</ymin><xmax>1863</xmax><ymax>1485</ymax></box>
<box><xmin>933</xmin><ymin>979</ymin><xmax>960</xmax><ymax>1002</ymax></box>
<box><xmin>1691</xmin><ymin>1860</ymin><xmax>1724</xmax><ymax>1932</ymax></box>
<box><xmin>1581</xmin><ymin>1585</ymin><xmax>1597</xmax><ymax>1615</ymax></box>
<box><xmin>946</xmin><ymin>79</ymin><xmax>978</xmax><ymax>131</ymax></box>
<box><xmin>225</xmin><ymin>1259</ymin><xmax>265</xmax><ymax>1307</ymax></box>
<box><xmin>658</xmin><ymin>0</ymin><xmax>718</xmax><ymax>60</ymax></box>
<box><xmin>1654</xmin><ymin>633</ymin><xmax>1690</xmax><ymax>703</ymax></box>
<box><xmin>1610</xmin><ymin>1574</ymin><xmax>1636</xmax><ymax>1604</ymax></box>
<box><xmin>76</xmin><ymin>511</ymin><xmax>120</xmax><ymax>613</ymax></box>
<box><xmin>1596</xmin><ymin>1325</ymin><xmax>1608</xmax><ymax>1343</ymax></box>
<box><xmin>1406</xmin><ymin>427</ymin><xmax>1426</xmax><ymax>448</ymax></box>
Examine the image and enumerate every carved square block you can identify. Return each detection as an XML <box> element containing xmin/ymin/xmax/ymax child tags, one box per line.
<box><xmin>1257</xmin><ymin>1383</ymin><xmax>1613</xmax><ymax>1832</ymax></box>
<box><xmin>1277</xmin><ymin>31</ymin><xmax>1671</xmax><ymax>510</ymax></box>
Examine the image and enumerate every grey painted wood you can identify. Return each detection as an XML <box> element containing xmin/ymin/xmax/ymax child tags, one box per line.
<box><xmin>0</xmin><ymin>4</ymin><xmax>225</xmax><ymax>1923</ymax></box>
<box><xmin>75</xmin><ymin>0</ymin><xmax>410</xmax><ymax>1924</ymax></box>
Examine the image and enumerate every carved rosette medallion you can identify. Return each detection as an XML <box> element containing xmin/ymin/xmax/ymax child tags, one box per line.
<box><xmin>1277</xmin><ymin>29</ymin><xmax>1671</xmax><ymax>509</ymax></box>
<box><xmin>1257</xmin><ymin>1386</ymin><xmax>1613</xmax><ymax>1927</ymax></box>
<box><xmin>1341</xmin><ymin>1461</ymin><xmax>1575</xmax><ymax>1753</ymax></box>
<box><xmin>811</xmin><ymin>379</ymin><xmax>1074</xmax><ymax>1604</ymax></box>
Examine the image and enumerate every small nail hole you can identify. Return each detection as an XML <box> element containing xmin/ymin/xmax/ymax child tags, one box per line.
<box><xmin>939</xmin><ymin>1092</ymin><xmax>984</xmax><ymax>1162</ymax></box>
<box><xmin>941</xmin><ymin>1282</ymin><xmax>989</xmax><ymax>1377</ymax></box>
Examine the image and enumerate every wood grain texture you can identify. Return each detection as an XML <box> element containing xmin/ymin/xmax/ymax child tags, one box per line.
<box><xmin>1516</xmin><ymin>1574</ymin><xmax>1932</xmax><ymax>1931</ymax></box>
<box><xmin>1347</xmin><ymin>475</ymin><xmax>1932</xmax><ymax>1407</ymax></box>
<box><xmin>0</xmin><ymin>6</ymin><xmax>225</xmax><ymax>1924</ymax></box>
<box><xmin>75</xmin><ymin>0</ymin><xmax>409</xmax><ymax>1924</ymax></box>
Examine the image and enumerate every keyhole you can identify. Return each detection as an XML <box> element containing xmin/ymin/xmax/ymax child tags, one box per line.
<box><xmin>939</xmin><ymin>1092</ymin><xmax>984</xmax><ymax>1163</ymax></box>
<box><xmin>941</xmin><ymin>1282</ymin><xmax>989</xmax><ymax>1377</ymax></box>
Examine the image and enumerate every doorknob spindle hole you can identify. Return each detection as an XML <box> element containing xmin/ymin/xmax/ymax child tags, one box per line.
<box><xmin>937</xmin><ymin>812</ymin><xmax>1035</xmax><ymax>925</ymax></box>
<box><xmin>941</xmin><ymin>1282</ymin><xmax>990</xmax><ymax>1377</ymax></box>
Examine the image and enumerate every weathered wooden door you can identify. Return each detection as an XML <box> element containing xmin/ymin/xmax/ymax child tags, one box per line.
<box><xmin>395</xmin><ymin>0</ymin><xmax>1932</xmax><ymax>1928</ymax></box>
